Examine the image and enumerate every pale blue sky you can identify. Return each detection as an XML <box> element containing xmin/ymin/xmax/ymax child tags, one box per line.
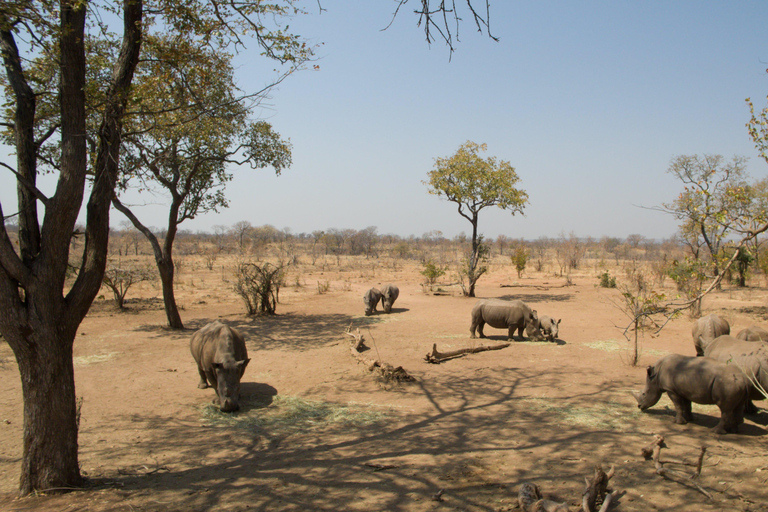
<box><xmin>3</xmin><ymin>1</ymin><xmax>768</xmax><ymax>240</ymax></box>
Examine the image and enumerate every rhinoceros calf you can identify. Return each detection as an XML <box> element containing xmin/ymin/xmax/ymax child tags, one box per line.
<box><xmin>190</xmin><ymin>320</ymin><xmax>250</xmax><ymax>412</ymax></box>
<box><xmin>381</xmin><ymin>284</ymin><xmax>399</xmax><ymax>313</ymax></box>
<box><xmin>363</xmin><ymin>287</ymin><xmax>383</xmax><ymax>316</ymax></box>
<box><xmin>470</xmin><ymin>299</ymin><xmax>543</xmax><ymax>341</ymax></box>
<box><xmin>736</xmin><ymin>326</ymin><xmax>768</xmax><ymax>342</ymax></box>
<box><xmin>633</xmin><ymin>353</ymin><xmax>750</xmax><ymax>434</ymax></box>
<box><xmin>702</xmin><ymin>334</ymin><xmax>768</xmax><ymax>413</ymax></box>
<box><xmin>538</xmin><ymin>315</ymin><xmax>561</xmax><ymax>341</ymax></box>
<box><xmin>692</xmin><ymin>314</ymin><xmax>730</xmax><ymax>356</ymax></box>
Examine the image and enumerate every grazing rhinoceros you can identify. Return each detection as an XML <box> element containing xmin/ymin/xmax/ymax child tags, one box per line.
<box><xmin>736</xmin><ymin>326</ymin><xmax>768</xmax><ymax>342</ymax></box>
<box><xmin>381</xmin><ymin>283</ymin><xmax>399</xmax><ymax>313</ymax></box>
<box><xmin>692</xmin><ymin>314</ymin><xmax>730</xmax><ymax>356</ymax></box>
<box><xmin>190</xmin><ymin>320</ymin><xmax>250</xmax><ymax>412</ymax></box>
<box><xmin>538</xmin><ymin>315</ymin><xmax>561</xmax><ymax>341</ymax></box>
<box><xmin>470</xmin><ymin>299</ymin><xmax>543</xmax><ymax>341</ymax></box>
<box><xmin>633</xmin><ymin>353</ymin><xmax>750</xmax><ymax>434</ymax></box>
<box><xmin>363</xmin><ymin>287</ymin><xmax>383</xmax><ymax>316</ymax></box>
<box><xmin>702</xmin><ymin>334</ymin><xmax>768</xmax><ymax>413</ymax></box>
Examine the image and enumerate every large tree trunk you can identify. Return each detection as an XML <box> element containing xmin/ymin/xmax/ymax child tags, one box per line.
<box><xmin>16</xmin><ymin>328</ymin><xmax>80</xmax><ymax>495</ymax></box>
<box><xmin>158</xmin><ymin>258</ymin><xmax>183</xmax><ymax>329</ymax></box>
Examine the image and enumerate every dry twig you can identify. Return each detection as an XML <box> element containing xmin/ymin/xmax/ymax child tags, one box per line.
<box><xmin>424</xmin><ymin>342</ymin><xmax>510</xmax><ymax>364</ymax></box>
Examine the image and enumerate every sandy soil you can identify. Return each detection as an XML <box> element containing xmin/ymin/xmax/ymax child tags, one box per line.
<box><xmin>1</xmin><ymin>257</ymin><xmax>767</xmax><ymax>511</ymax></box>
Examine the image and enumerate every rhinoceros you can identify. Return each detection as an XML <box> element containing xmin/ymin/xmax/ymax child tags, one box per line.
<box><xmin>633</xmin><ymin>353</ymin><xmax>750</xmax><ymax>434</ymax></box>
<box><xmin>701</xmin><ymin>334</ymin><xmax>768</xmax><ymax>413</ymax></box>
<box><xmin>363</xmin><ymin>287</ymin><xmax>383</xmax><ymax>316</ymax></box>
<box><xmin>736</xmin><ymin>326</ymin><xmax>768</xmax><ymax>342</ymax></box>
<box><xmin>538</xmin><ymin>315</ymin><xmax>561</xmax><ymax>341</ymax></box>
<box><xmin>381</xmin><ymin>284</ymin><xmax>399</xmax><ymax>313</ymax></box>
<box><xmin>470</xmin><ymin>299</ymin><xmax>543</xmax><ymax>341</ymax></box>
<box><xmin>190</xmin><ymin>320</ymin><xmax>250</xmax><ymax>412</ymax></box>
<box><xmin>692</xmin><ymin>314</ymin><xmax>730</xmax><ymax>356</ymax></box>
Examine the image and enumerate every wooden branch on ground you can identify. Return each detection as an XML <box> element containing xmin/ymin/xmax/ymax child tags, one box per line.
<box><xmin>641</xmin><ymin>435</ymin><xmax>713</xmax><ymax>501</ymax></box>
<box><xmin>518</xmin><ymin>464</ymin><xmax>617</xmax><ymax>512</ymax></box>
<box><xmin>581</xmin><ymin>465</ymin><xmax>616</xmax><ymax>512</ymax></box>
<box><xmin>345</xmin><ymin>327</ymin><xmax>415</xmax><ymax>383</ymax></box>
<box><xmin>424</xmin><ymin>342</ymin><xmax>511</xmax><ymax>364</ymax></box>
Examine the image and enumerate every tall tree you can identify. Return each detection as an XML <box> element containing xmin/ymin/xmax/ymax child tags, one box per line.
<box><xmin>660</xmin><ymin>154</ymin><xmax>747</xmax><ymax>282</ymax></box>
<box><xmin>424</xmin><ymin>141</ymin><xmax>527</xmax><ymax>296</ymax></box>
<box><xmin>0</xmin><ymin>0</ymin><xmax>305</xmax><ymax>495</ymax></box>
<box><xmin>112</xmin><ymin>34</ymin><xmax>295</xmax><ymax>329</ymax></box>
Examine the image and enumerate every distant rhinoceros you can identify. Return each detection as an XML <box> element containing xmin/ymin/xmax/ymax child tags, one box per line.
<box><xmin>701</xmin><ymin>334</ymin><xmax>768</xmax><ymax>413</ymax></box>
<box><xmin>363</xmin><ymin>287</ymin><xmax>383</xmax><ymax>316</ymax></box>
<box><xmin>470</xmin><ymin>299</ymin><xmax>543</xmax><ymax>341</ymax></box>
<box><xmin>692</xmin><ymin>314</ymin><xmax>730</xmax><ymax>356</ymax></box>
<box><xmin>633</xmin><ymin>353</ymin><xmax>750</xmax><ymax>434</ymax></box>
<box><xmin>190</xmin><ymin>321</ymin><xmax>250</xmax><ymax>412</ymax></box>
<box><xmin>381</xmin><ymin>284</ymin><xmax>399</xmax><ymax>313</ymax></box>
<box><xmin>538</xmin><ymin>315</ymin><xmax>561</xmax><ymax>341</ymax></box>
<box><xmin>736</xmin><ymin>326</ymin><xmax>768</xmax><ymax>342</ymax></box>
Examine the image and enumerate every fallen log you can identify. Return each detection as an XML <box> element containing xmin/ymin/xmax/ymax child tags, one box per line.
<box><xmin>424</xmin><ymin>342</ymin><xmax>511</xmax><ymax>364</ymax></box>
<box><xmin>345</xmin><ymin>327</ymin><xmax>415</xmax><ymax>383</ymax></box>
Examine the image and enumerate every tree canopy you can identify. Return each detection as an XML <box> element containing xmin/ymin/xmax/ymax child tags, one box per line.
<box><xmin>425</xmin><ymin>141</ymin><xmax>527</xmax><ymax>296</ymax></box>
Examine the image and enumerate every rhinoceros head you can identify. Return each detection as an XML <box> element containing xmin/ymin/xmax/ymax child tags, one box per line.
<box><xmin>525</xmin><ymin>310</ymin><xmax>545</xmax><ymax>341</ymax></box>
<box><xmin>363</xmin><ymin>288</ymin><xmax>381</xmax><ymax>316</ymax></box>
<box><xmin>633</xmin><ymin>365</ymin><xmax>663</xmax><ymax>410</ymax></box>
<box><xmin>212</xmin><ymin>358</ymin><xmax>250</xmax><ymax>412</ymax></box>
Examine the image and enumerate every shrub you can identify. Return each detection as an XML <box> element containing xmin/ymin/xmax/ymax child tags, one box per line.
<box><xmin>510</xmin><ymin>245</ymin><xmax>528</xmax><ymax>278</ymax></box>
<box><xmin>233</xmin><ymin>261</ymin><xmax>285</xmax><ymax>315</ymax></box>
<box><xmin>420</xmin><ymin>259</ymin><xmax>447</xmax><ymax>289</ymax></box>
<box><xmin>598</xmin><ymin>271</ymin><xmax>616</xmax><ymax>288</ymax></box>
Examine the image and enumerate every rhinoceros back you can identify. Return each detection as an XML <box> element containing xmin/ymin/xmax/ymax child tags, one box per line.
<box><xmin>191</xmin><ymin>320</ymin><xmax>248</xmax><ymax>370</ymax></box>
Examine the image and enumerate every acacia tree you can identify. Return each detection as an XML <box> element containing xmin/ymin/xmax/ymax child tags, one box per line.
<box><xmin>112</xmin><ymin>34</ymin><xmax>296</xmax><ymax>329</ymax></box>
<box><xmin>660</xmin><ymin>154</ymin><xmax>748</xmax><ymax>282</ymax></box>
<box><xmin>424</xmin><ymin>141</ymin><xmax>527</xmax><ymax>296</ymax></box>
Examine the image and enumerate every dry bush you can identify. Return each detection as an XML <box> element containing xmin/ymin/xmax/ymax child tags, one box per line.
<box><xmin>233</xmin><ymin>261</ymin><xmax>286</xmax><ymax>315</ymax></box>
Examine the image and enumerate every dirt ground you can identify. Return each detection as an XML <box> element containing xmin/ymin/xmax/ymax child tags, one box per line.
<box><xmin>1</xmin><ymin>256</ymin><xmax>768</xmax><ymax>511</ymax></box>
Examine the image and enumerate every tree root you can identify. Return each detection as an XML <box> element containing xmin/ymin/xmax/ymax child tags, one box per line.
<box><xmin>424</xmin><ymin>342</ymin><xmax>511</xmax><ymax>364</ymax></box>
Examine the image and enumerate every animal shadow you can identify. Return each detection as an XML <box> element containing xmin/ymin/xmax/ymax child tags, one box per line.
<box><xmin>240</xmin><ymin>382</ymin><xmax>277</xmax><ymax>410</ymax></box>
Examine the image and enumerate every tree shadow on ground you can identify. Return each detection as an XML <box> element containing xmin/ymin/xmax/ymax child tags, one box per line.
<box><xmin>43</xmin><ymin>365</ymin><xmax>765</xmax><ymax>512</ymax></box>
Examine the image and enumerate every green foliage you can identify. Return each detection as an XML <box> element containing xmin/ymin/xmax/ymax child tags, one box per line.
<box><xmin>510</xmin><ymin>245</ymin><xmax>528</xmax><ymax>278</ymax></box>
<box><xmin>424</xmin><ymin>141</ymin><xmax>528</xmax><ymax>219</ymax></box>
<box><xmin>598</xmin><ymin>271</ymin><xmax>616</xmax><ymax>288</ymax></box>
<box><xmin>420</xmin><ymin>259</ymin><xmax>447</xmax><ymax>287</ymax></box>
<box><xmin>667</xmin><ymin>258</ymin><xmax>706</xmax><ymax>316</ymax></box>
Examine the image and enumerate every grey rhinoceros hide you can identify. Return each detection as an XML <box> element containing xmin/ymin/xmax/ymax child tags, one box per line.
<box><xmin>538</xmin><ymin>315</ymin><xmax>561</xmax><ymax>341</ymax></box>
<box><xmin>633</xmin><ymin>353</ymin><xmax>749</xmax><ymax>434</ymax></box>
<box><xmin>469</xmin><ymin>299</ymin><xmax>543</xmax><ymax>341</ymax></box>
<box><xmin>363</xmin><ymin>287</ymin><xmax>383</xmax><ymax>316</ymax></box>
<box><xmin>190</xmin><ymin>320</ymin><xmax>250</xmax><ymax>413</ymax></box>
<box><xmin>703</xmin><ymin>335</ymin><xmax>768</xmax><ymax>403</ymax></box>
<box><xmin>380</xmin><ymin>284</ymin><xmax>399</xmax><ymax>313</ymax></box>
<box><xmin>692</xmin><ymin>314</ymin><xmax>730</xmax><ymax>356</ymax></box>
<box><xmin>736</xmin><ymin>325</ymin><xmax>768</xmax><ymax>342</ymax></box>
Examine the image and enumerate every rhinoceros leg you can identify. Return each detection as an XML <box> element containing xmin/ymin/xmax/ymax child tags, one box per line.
<box><xmin>667</xmin><ymin>391</ymin><xmax>691</xmax><ymax>424</ymax></box>
<box><xmin>745</xmin><ymin>400</ymin><xmax>758</xmax><ymax>415</ymax></box>
<box><xmin>197</xmin><ymin>367</ymin><xmax>210</xmax><ymax>389</ymax></box>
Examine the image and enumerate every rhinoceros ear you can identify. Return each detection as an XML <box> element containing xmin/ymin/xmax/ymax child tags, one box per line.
<box><xmin>237</xmin><ymin>358</ymin><xmax>250</xmax><ymax>369</ymax></box>
<box><xmin>557</xmin><ymin>319</ymin><xmax>562</xmax><ymax>326</ymax></box>
<box><xmin>646</xmin><ymin>366</ymin><xmax>655</xmax><ymax>379</ymax></box>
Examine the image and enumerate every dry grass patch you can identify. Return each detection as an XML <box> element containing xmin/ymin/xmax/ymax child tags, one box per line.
<box><xmin>200</xmin><ymin>395</ymin><xmax>387</xmax><ymax>435</ymax></box>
